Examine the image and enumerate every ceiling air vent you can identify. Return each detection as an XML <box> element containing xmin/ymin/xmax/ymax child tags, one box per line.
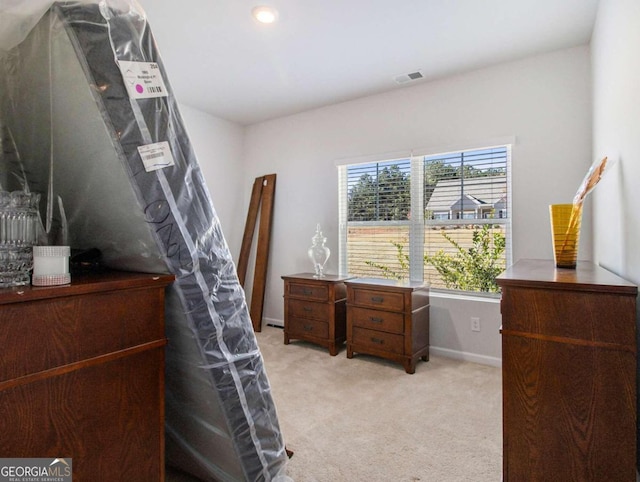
<box><xmin>394</xmin><ymin>70</ymin><xmax>424</xmax><ymax>84</ymax></box>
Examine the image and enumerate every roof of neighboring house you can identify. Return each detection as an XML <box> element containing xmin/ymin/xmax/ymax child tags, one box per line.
<box><xmin>426</xmin><ymin>176</ymin><xmax>507</xmax><ymax>212</ymax></box>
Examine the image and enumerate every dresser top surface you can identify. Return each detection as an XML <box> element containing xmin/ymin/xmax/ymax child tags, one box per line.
<box><xmin>0</xmin><ymin>270</ymin><xmax>174</xmax><ymax>305</ymax></box>
<box><xmin>496</xmin><ymin>259</ymin><xmax>637</xmax><ymax>295</ymax></box>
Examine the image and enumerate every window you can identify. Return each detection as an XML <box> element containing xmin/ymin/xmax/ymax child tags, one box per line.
<box><xmin>341</xmin><ymin>158</ymin><xmax>413</xmax><ymax>281</ymax></box>
<box><xmin>338</xmin><ymin>145</ymin><xmax>511</xmax><ymax>294</ymax></box>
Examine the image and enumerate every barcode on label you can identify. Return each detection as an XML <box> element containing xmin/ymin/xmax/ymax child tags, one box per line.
<box><xmin>137</xmin><ymin>141</ymin><xmax>175</xmax><ymax>172</ymax></box>
<box><xmin>147</xmin><ymin>86</ymin><xmax>164</xmax><ymax>94</ymax></box>
<box><xmin>143</xmin><ymin>151</ymin><xmax>165</xmax><ymax>160</ymax></box>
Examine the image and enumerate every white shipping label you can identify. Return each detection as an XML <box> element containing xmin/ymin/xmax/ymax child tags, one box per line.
<box><xmin>138</xmin><ymin>141</ymin><xmax>175</xmax><ymax>172</ymax></box>
<box><xmin>118</xmin><ymin>61</ymin><xmax>168</xmax><ymax>99</ymax></box>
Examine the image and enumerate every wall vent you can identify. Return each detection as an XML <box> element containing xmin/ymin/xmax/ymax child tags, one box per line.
<box><xmin>394</xmin><ymin>70</ymin><xmax>424</xmax><ymax>84</ymax></box>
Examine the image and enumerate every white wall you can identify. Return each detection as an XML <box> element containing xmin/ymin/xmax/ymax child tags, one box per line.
<box><xmin>591</xmin><ymin>0</ymin><xmax>640</xmax><ymax>463</ymax></box>
<box><xmin>591</xmin><ymin>0</ymin><xmax>640</xmax><ymax>286</ymax></box>
<box><xmin>179</xmin><ymin>103</ymin><xmax>245</xmax><ymax>256</ymax></box>
<box><xmin>242</xmin><ymin>46</ymin><xmax>592</xmax><ymax>364</ymax></box>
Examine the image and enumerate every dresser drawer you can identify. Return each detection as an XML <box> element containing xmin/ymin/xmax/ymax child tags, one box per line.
<box><xmin>288</xmin><ymin>317</ymin><xmax>329</xmax><ymax>339</ymax></box>
<box><xmin>349</xmin><ymin>306</ymin><xmax>404</xmax><ymax>334</ymax></box>
<box><xmin>352</xmin><ymin>326</ymin><xmax>404</xmax><ymax>355</ymax></box>
<box><xmin>288</xmin><ymin>298</ymin><xmax>329</xmax><ymax>321</ymax></box>
<box><xmin>0</xmin><ymin>287</ymin><xmax>163</xmax><ymax>381</ymax></box>
<box><xmin>287</xmin><ymin>282</ymin><xmax>329</xmax><ymax>302</ymax></box>
<box><xmin>350</xmin><ymin>288</ymin><xmax>404</xmax><ymax>312</ymax></box>
<box><xmin>501</xmin><ymin>286</ymin><xmax>636</xmax><ymax>345</ymax></box>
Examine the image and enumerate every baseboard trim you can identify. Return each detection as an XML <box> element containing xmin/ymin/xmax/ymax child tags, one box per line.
<box><xmin>263</xmin><ymin>317</ymin><xmax>283</xmax><ymax>328</ymax></box>
<box><xmin>261</xmin><ymin>318</ymin><xmax>502</xmax><ymax>367</ymax></box>
<box><xmin>430</xmin><ymin>346</ymin><xmax>502</xmax><ymax>368</ymax></box>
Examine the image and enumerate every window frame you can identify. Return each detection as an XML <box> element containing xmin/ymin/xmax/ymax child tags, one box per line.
<box><xmin>338</xmin><ymin>141</ymin><xmax>512</xmax><ymax>297</ymax></box>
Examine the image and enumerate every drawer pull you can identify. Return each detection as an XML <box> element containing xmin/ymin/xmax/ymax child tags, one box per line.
<box><xmin>370</xmin><ymin>296</ymin><xmax>384</xmax><ymax>303</ymax></box>
<box><xmin>303</xmin><ymin>289</ymin><xmax>313</xmax><ymax>295</ymax></box>
<box><xmin>303</xmin><ymin>307</ymin><xmax>313</xmax><ymax>312</ymax></box>
<box><xmin>371</xmin><ymin>337</ymin><xmax>385</xmax><ymax>345</ymax></box>
<box><xmin>369</xmin><ymin>317</ymin><xmax>384</xmax><ymax>323</ymax></box>
<box><xmin>303</xmin><ymin>325</ymin><xmax>313</xmax><ymax>332</ymax></box>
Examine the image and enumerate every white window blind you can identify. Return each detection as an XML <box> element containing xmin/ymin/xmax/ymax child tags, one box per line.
<box><xmin>340</xmin><ymin>158</ymin><xmax>412</xmax><ymax>280</ymax></box>
<box><xmin>339</xmin><ymin>145</ymin><xmax>511</xmax><ymax>294</ymax></box>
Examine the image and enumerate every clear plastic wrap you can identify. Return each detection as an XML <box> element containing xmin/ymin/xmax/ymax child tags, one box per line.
<box><xmin>0</xmin><ymin>2</ymin><xmax>288</xmax><ymax>480</ymax></box>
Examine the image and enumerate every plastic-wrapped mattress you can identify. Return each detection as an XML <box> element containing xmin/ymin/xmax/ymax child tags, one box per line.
<box><xmin>0</xmin><ymin>1</ymin><xmax>287</xmax><ymax>480</ymax></box>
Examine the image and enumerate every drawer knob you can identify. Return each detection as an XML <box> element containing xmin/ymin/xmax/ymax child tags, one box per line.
<box><xmin>303</xmin><ymin>289</ymin><xmax>313</xmax><ymax>295</ymax></box>
<box><xmin>371</xmin><ymin>337</ymin><xmax>385</xmax><ymax>344</ymax></box>
<box><xmin>303</xmin><ymin>307</ymin><xmax>313</xmax><ymax>312</ymax></box>
<box><xmin>369</xmin><ymin>317</ymin><xmax>384</xmax><ymax>323</ymax></box>
<box><xmin>303</xmin><ymin>325</ymin><xmax>313</xmax><ymax>332</ymax></box>
<box><xmin>370</xmin><ymin>296</ymin><xmax>384</xmax><ymax>303</ymax></box>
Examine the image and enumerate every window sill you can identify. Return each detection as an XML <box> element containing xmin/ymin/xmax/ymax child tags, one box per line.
<box><xmin>428</xmin><ymin>288</ymin><xmax>501</xmax><ymax>303</ymax></box>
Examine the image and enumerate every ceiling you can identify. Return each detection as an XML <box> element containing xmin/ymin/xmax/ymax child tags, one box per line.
<box><xmin>139</xmin><ymin>0</ymin><xmax>599</xmax><ymax>126</ymax></box>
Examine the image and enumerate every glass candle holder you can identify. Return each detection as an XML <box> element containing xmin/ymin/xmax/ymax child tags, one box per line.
<box><xmin>32</xmin><ymin>245</ymin><xmax>71</xmax><ymax>286</ymax></box>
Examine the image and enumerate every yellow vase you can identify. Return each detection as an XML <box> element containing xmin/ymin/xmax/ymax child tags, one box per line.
<box><xmin>549</xmin><ymin>203</ymin><xmax>582</xmax><ymax>269</ymax></box>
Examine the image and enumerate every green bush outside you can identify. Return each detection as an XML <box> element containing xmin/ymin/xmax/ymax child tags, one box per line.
<box><xmin>363</xmin><ymin>224</ymin><xmax>505</xmax><ymax>293</ymax></box>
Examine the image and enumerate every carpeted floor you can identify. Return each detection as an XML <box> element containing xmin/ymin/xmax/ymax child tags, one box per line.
<box><xmin>260</xmin><ymin>326</ymin><xmax>502</xmax><ymax>481</ymax></box>
<box><xmin>167</xmin><ymin>325</ymin><xmax>503</xmax><ymax>481</ymax></box>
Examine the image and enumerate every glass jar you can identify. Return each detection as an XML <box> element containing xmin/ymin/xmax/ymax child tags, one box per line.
<box><xmin>0</xmin><ymin>191</ymin><xmax>40</xmax><ymax>287</ymax></box>
<box><xmin>308</xmin><ymin>224</ymin><xmax>330</xmax><ymax>279</ymax></box>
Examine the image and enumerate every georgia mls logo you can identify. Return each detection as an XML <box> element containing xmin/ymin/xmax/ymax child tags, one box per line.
<box><xmin>0</xmin><ymin>458</ymin><xmax>72</xmax><ymax>481</ymax></box>
<box><xmin>49</xmin><ymin>458</ymin><xmax>71</xmax><ymax>475</ymax></box>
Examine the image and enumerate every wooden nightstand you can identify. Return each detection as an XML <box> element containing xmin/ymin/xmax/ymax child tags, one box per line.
<box><xmin>345</xmin><ymin>278</ymin><xmax>429</xmax><ymax>374</ymax></box>
<box><xmin>282</xmin><ymin>273</ymin><xmax>352</xmax><ymax>355</ymax></box>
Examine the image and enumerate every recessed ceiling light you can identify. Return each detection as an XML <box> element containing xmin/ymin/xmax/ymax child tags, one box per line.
<box><xmin>252</xmin><ymin>6</ymin><xmax>278</xmax><ymax>24</ymax></box>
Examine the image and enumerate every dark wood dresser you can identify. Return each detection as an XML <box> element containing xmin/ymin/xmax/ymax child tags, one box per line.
<box><xmin>282</xmin><ymin>273</ymin><xmax>351</xmax><ymax>355</ymax></box>
<box><xmin>0</xmin><ymin>270</ymin><xmax>174</xmax><ymax>481</ymax></box>
<box><xmin>497</xmin><ymin>259</ymin><xmax>637</xmax><ymax>481</ymax></box>
<box><xmin>345</xmin><ymin>278</ymin><xmax>429</xmax><ymax>374</ymax></box>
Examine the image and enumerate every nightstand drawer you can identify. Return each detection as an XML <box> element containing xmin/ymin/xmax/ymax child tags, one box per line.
<box><xmin>349</xmin><ymin>306</ymin><xmax>404</xmax><ymax>334</ymax></box>
<box><xmin>288</xmin><ymin>299</ymin><xmax>329</xmax><ymax>321</ymax></box>
<box><xmin>288</xmin><ymin>317</ymin><xmax>329</xmax><ymax>339</ymax></box>
<box><xmin>352</xmin><ymin>327</ymin><xmax>404</xmax><ymax>355</ymax></box>
<box><xmin>287</xmin><ymin>282</ymin><xmax>329</xmax><ymax>302</ymax></box>
<box><xmin>350</xmin><ymin>288</ymin><xmax>404</xmax><ymax>312</ymax></box>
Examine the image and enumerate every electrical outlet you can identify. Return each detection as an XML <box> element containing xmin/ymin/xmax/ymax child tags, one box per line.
<box><xmin>471</xmin><ymin>317</ymin><xmax>481</xmax><ymax>332</ymax></box>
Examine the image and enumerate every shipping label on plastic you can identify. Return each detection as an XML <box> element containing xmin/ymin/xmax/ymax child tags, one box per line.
<box><xmin>138</xmin><ymin>141</ymin><xmax>175</xmax><ymax>172</ymax></box>
<box><xmin>119</xmin><ymin>61</ymin><xmax>168</xmax><ymax>99</ymax></box>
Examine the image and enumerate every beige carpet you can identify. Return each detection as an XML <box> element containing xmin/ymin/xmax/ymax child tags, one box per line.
<box><xmin>167</xmin><ymin>326</ymin><xmax>503</xmax><ymax>481</ymax></box>
<box><xmin>260</xmin><ymin>326</ymin><xmax>502</xmax><ymax>481</ymax></box>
